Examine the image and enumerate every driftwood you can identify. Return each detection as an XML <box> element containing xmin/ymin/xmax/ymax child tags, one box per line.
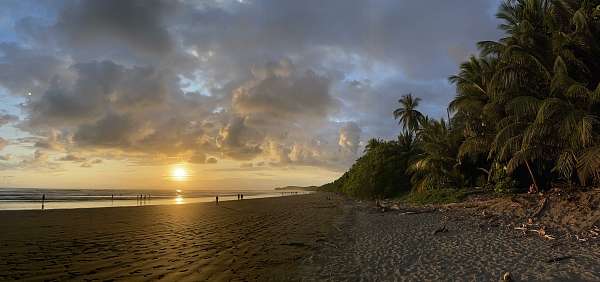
<box><xmin>545</xmin><ymin>255</ymin><xmax>572</xmax><ymax>263</ymax></box>
<box><xmin>376</xmin><ymin>200</ymin><xmax>436</xmax><ymax>214</ymax></box>
<box><xmin>530</xmin><ymin>197</ymin><xmax>548</xmax><ymax>218</ymax></box>
<box><xmin>432</xmin><ymin>224</ymin><xmax>448</xmax><ymax>235</ymax></box>
<box><xmin>514</xmin><ymin>225</ymin><xmax>555</xmax><ymax>240</ymax></box>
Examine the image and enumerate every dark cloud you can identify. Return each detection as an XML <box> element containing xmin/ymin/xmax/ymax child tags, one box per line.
<box><xmin>55</xmin><ymin>0</ymin><xmax>174</xmax><ymax>56</ymax></box>
<box><xmin>0</xmin><ymin>113</ymin><xmax>18</xmax><ymax>126</ymax></box>
<box><xmin>232</xmin><ymin>60</ymin><xmax>335</xmax><ymax>120</ymax></box>
<box><xmin>73</xmin><ymin>114</ymin><xmax>138</xmax><ymax>148</ymax></box>
<box><xmin>0</xmin><ymin>43</ymin><xmax>67</xmax><ymax>96</ymax></box>
<box><xmin>25</xmin><ymin>61</ymin><xmax>172</xmax><ymax>128</ymax></box>
<box><xmin>179</xmin><ymin>0</ymin><xmax>500</xmax><ymax>80</ymax></box>
<box><xmin>216</xmin><ymin>116</ymin><xmax>264</xmax><ymax>160</ymax></box>
<box><xmin>0</xmin><ymin>0</ymin><xmax>502</xmax><ymax>171</ymax></box>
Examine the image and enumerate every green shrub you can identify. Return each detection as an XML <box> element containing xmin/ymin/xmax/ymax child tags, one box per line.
<box><xmin>401</xmin><ymin>188</ymin><xmax>468</xmax><ymax>205</ymax></box>
<box><xmin>321</xmin><ymin>138</ymin><xmax>415</xmax><ymax>199</ymax></box>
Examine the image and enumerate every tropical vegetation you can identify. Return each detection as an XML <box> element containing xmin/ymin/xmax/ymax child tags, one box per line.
<box><xmin>322</xmin><ymin>0</ymin><xmax>600</xmax><ymax>200</ymax></box>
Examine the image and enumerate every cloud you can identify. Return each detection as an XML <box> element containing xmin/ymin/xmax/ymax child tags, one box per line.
<box><xmin>188</xmin><ymin>153</ymin><xmax>207</xmax><ymax>164</ymax></box>
<box><xmin>0</xmin><ymin>113</ymin><xmax>18</xmax><ymax>126</ymax></box>
<box><xmin>33</xmin><ymin>130</ymin><xmax>67</xmax><ymax>151</ymax></box>
<box><xmin>73</xmin><ymin>113</ymin><xmax>139</xmax><ymax>148</ymax></box>
<box><xmin>18</xmin><ymin>149</ymin><xmax>61</xmax><ymax>170</ymax></box>
<box><xmin>0</xmin><ymin>137</ymin><xmax>7</xmax><ymax>151</ymax></box>
<box><xmin>216</xmin><ymin>116</ymin><xmax>264</xmax><ymax>160</ymax></box>
<box><xmin>338</xmin><ymin>122</ymin><xmax>361</xmax><ymax>154</ymax></box>
<box><xmin>57</xmin><ymin>153</ymin><xmax>86</xmax><ymax>162</ymax></box>
<box><xmin>80</xmin><ymin>159</ymin><xmax>102</xmax><ymax>168</ymax></box>
<box><xmin>54</xmin><ymin>0</ymin><xmax>174</xmax><ymax>56</ymax></box>
<box><xmin>25</xmin><ymin>61</ymin><xmax>172</xmax><ymax>129</ymax></box>
<box><xmin>0</xmin><ymin>154</ymin><xmax>11</xmax><ymax>161</ymax></box>
<box><xmin>232</xmin><ymin>60</ymin><xmax>335</xmax><ymax>120</ymax></box>
<box><xmin>0</xmin><ymin>43</ymin><xmax>68</xmax><ymax>96</ymax></box>
<box><xmin>0</xmin><ymin>0</ymin><xmax>502</xmax><ymax>173</ymax></box>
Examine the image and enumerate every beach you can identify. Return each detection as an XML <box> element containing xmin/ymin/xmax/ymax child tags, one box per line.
<box><xmin>0</xmin><ymin>193</ymin><xmax>344</xmax><ymax>281</ymax></box>
<box><xmin>2</xmin><ymin>193</ymin><xmax>600</xmax><ymax>281</ymax></box>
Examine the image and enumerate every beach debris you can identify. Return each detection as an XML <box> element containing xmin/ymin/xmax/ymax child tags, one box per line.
<box><xmin>281</xmin><ymin>242</ymin><xmax>308</xmax><ymax>248</ymax></box>
<box><xmin>314</xmin><ymin>205</ymin><xmax>337</xmax><ymax>209</ymax></box>
<box><xmin>500</xmin><ymin>271</ymin><xmax>512</xmax><ymax>281</ymax></box>
<box><xmin>514</xmin><ymin>225</ymin><xmax>555</xmax><ymax>240</ymax></box>
<box><xmin>530</xmin><ymin>197</ymin><xmax>548</xmax><ymax>218</ymax></box>
<box><xmin>545</xmin><ymin>255</ymin><xmax>573</xmax><ymax>263</ymax></box>
<box><xmin>432</xmin><ymin>224</ymin><xmax>448</xmax><ymax>235</ymax></box>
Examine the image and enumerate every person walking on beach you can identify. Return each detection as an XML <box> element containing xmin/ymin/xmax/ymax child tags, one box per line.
<box><xmin>41</xmin><ymin>194</ymin><xmax>45</xmax><ymax>210</ymax></box>
<box><xmin>216</xmin><ymin>195</ymin><xmax>219</xmax><ymax>204</ymax></box>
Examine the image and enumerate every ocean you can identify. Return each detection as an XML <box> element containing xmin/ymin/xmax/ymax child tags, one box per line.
<box><xmin>0</xmin><ymin>188</ymin><xmax>307</xmax><ymax>210</ymax></box>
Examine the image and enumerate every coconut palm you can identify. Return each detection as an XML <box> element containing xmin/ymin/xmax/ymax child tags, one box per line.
<box><xmin>393</xmin><ymin>93</ymin><xmax>424</xmax><ymax>134</ymax></box>
<box><xmin>408</xmin><ymin>118</ymin><xmax>463</xmax><ymax>192</ymax></box>
<box><xmin>474</xmin><ymin>0</ymin><xmax>600</xmax><ymax>188</ymax></box>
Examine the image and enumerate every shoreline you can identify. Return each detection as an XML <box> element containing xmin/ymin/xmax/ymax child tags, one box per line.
<box><xmin>0</xmin><ymin>191</ymin><xmax>310</xmax><ymax>211</ymax></box>
<box><xmin>0</xmin><ymin>193</ymin><xmax>346</xmax><ymax>281</ymax></box>
<box><xmin>2</xmin><ymin>192</ymin><xmax>600</xmax><ymax>280</ymax></box>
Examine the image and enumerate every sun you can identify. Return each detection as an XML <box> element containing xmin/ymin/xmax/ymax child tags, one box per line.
<box><xmin>171</xmin><ymin>166</ymin><xmax>189</xmax><ymax>181</ymax></box>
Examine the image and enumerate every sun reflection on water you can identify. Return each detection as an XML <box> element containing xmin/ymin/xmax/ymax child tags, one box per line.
<box><xmin>175</xmin><ymin>195</ymin><xmax>184</xmax><ymax>204</ymax></box>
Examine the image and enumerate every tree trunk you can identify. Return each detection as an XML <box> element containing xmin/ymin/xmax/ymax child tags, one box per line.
<box><xmin>524</xmin><ymin>160</ymin><xmax>539</xmax><ymax>190</ymax></box>
<box><xmin>476</xmin><ymin>167</ymin><xmax>492</xmax><ymax>183</ymax></box>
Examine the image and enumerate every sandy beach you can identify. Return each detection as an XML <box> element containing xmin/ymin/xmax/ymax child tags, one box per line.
<box><xmin>2</xmin><ymin>193</ymin><xmax>600</xmax><ymax>281</ymax></box>
<box><xmin>0</xmin><ymin>193</ymin><xmax>345</xmax><ymax>281</ymax></box>
<box><xmin>299</xmin><ymin>198</ymin><xmax>600</xmax><ymax>281</ymax></box>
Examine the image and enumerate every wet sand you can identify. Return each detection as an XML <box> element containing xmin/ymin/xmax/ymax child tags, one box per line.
<box><xmin>2</xmin><ymin>193</ymin><xmax>600</xmax><ymax>281</ymax></box>
<box><xmin>0</xmin><ymin>193</ymin><xmax>345</xmax><ymax>281</ymax></box>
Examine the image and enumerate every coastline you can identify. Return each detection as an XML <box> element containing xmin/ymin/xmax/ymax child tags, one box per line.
<box><xmin>2</xmin><ymin>192</ymin><xmax>600</xmax><ymax>281</ymax></box>
<box><xmin>0</xmin><ymin>193</ymin><xmax>346</xmax><ymax>281</ymax></box>
<box><xmin>0</xmin><ymin>189</ymin><xmax>309</xmax><ymax>211</ymax></box>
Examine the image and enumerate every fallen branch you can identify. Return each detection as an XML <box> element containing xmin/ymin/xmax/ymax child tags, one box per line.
<box><xmin>514</xmin><ymin>225</ymin><xmax>555</xmax><ymax>240</ymax></box>
<box><xmin>545</xmin><ymin>255</ymin><xmax>572</xmax><ymax>263</ymax></box>
<box><xmin>400</xmin><ymin>209</ymin><xmax>436</xmax><ymax>215</ymax></box>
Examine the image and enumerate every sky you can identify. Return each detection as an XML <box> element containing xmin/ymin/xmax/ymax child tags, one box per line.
<box><xmin>0</xmin><ymin>0</ymin><xmax>502</xmax><ymax>190</ymax></box>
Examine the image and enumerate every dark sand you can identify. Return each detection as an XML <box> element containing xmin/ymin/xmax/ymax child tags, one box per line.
<box><xmin>0</xmin><ymin>193</ymin><xmax>344</xmax><ymax>281</ymax></box>
<box><xmin>299</xmin><ymin>198</ymin><xmax>600</xmax><ymax>281</ymax></box>
<box><xmin>2</xmin><ymin>193</ymin><xmax>600</xmax><ymax>281</ymax></box>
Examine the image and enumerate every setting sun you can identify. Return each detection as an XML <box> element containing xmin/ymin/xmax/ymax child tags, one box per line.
<box><xmin>171</xmin><ymin>166</ymin><xmax>189</xmax><ymax>181</ymax></box>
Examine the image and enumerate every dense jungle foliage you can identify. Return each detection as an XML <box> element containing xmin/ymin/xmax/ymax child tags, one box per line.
<box><xmin>322</xmin><ymin>0</ymin><xmax>600</xmax><ymax>199</ymax></box>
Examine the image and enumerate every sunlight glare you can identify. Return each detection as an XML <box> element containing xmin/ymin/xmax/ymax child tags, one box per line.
<box><xmin>171</xmin><ymin>166</ymin><xmax>189</xmax><ymax>181</ymax></box>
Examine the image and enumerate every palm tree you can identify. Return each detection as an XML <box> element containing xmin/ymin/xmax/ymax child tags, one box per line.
<box><xmin>471</xmin><ymin>0</ymin><xmax>600</xmax><ymax>188</ymax></box>
<box><xmin>449</xmin><ymin>56</ymin><xmax>501</xmax><ymax>184</ymax></box>
<box><xmin>393</xmin><ymin>93</ymin><xmax>424</xmax><ymax>134</ymax></box>
<box><xmin>408</xmin><ymin>118</ymin><xmax>463</xmax><ymax>192</ymax></box>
